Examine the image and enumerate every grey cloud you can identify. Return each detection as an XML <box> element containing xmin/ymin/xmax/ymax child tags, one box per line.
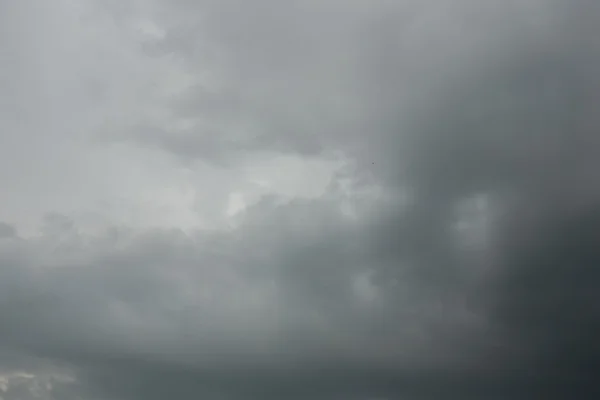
<box><xmin>128</xmin><ymin>0</ymin><xmax>380</xmax><ymax>163</ymax></box>
<box><xmin>135</xmin><ymin>0</ymin><xmax>561</xmax><ymax>173</ymax></box>
<box><xmin>2</xmin><ymin>0</ymin><xmax>600</xmax><ymax>399</ymax></box>
<box><xmin>0</xmin><ymin>222</ymin><xmax>17</xmax><ymax>238</ymax></box>
<box><xmin>0</xmin><ymin>194</ymin><xmax>482</xmax><ymax>399</ymax></box>
<box><xmin>140</xmin><ymin>0</ymin><xmax>600</xmax><ymax>397</ymax></box>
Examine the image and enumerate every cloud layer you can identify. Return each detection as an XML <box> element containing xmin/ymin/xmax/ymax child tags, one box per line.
<box><xmin>1</xmin><ymin>0</ymin><xmax>600</xmax><ymax>399</ymax></box>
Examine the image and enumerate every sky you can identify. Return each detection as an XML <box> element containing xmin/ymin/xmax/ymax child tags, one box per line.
<box><xmin>0</xmin><ymin>0</ymin><xmax>600</xmax><ymax>399</ymax></box>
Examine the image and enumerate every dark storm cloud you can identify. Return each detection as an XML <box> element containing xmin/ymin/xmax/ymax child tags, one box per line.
<box><xmin>401</xmin><ymin>1</ymin><xmax>600</xmax><ymax>398</ymax></box>
<box><xmin>0</xmin><ymin>197</ymin><xmax>468</xmax><ymax>399</ymax></box>
<box><xmin>2</xmin><ymin>0</ymin><xmax>600</xmax><ymax>399</ymax></box>
<box><xmin>149</xmin><ymin>1</ymin><xmax>600</xmax><ymax>397</ymax></box>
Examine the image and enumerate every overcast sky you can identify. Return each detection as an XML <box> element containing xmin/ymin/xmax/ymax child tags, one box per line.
<box><xmin>1</xmin><ymin>0</ymin><xmax>600</xmax><ymax>399</ymax></box>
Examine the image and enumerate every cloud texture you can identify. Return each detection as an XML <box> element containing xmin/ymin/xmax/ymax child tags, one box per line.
<box><xmin>1</xmin><ymin>0</ymin><xmax>600</xmax><ymax>398</ymax></box>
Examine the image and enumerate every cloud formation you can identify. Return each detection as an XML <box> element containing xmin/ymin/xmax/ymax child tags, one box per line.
<box><xmin>1</xmin><ymin>0</ymin><xmax>600</xmax><ymax>399</ymax></box>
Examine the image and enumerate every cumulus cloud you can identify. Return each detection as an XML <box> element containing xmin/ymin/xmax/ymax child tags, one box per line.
<box><xmin>1</xmin><ymin>0</ymin><xmax>600</xmax><ymax>399</ymax></box>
